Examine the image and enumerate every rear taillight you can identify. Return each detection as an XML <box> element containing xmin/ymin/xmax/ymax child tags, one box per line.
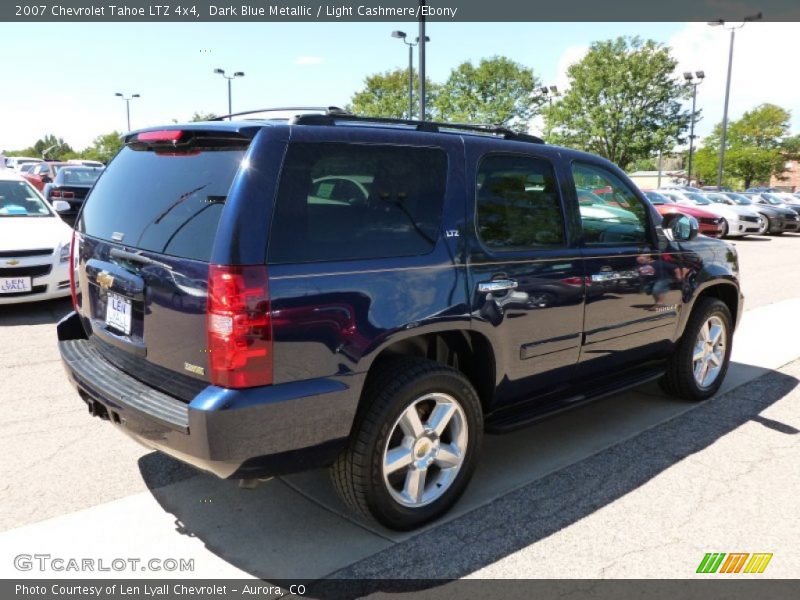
<box><xmin>62</xmin><ymin>191</ymin><xmax>75</xmax><ymax>199</ymax></box>
<box><xmin>206</xmin><ymin>265</ymin><xmax>272</xmax><ymax>388</ymax></box>
<box><xmin>68</xmin><ymin>231</ymin><xmax>78</xmax><ymax>309</ymax></box>
<box><xmin>50</xmin><ymin>189</ymin><xmax>61</xmax><ymax>198</ymax></box>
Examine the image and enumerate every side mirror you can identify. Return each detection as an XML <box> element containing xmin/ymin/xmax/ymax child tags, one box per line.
<box><xmin>40</xmin><ymin>174</ymin><xmax>52</xmax><ymax>183</ymax></box>
<box><xmin>52</xmin><ymin>200</ymin><xmax>71</xmax><ymax>213</ymax></box>
<box><xmin>662</xmin><ymin>212</ymin><xmax>698</xmax><ymax>242</ymax></box>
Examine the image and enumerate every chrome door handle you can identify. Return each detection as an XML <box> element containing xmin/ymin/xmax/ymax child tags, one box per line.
<box><xmin>478</xmin><ymin>279</ymin><xmax>518</xmax><ymax>293</ymax></box>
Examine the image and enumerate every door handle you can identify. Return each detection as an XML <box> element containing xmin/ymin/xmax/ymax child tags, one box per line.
<box><xmin>478</xmin><ymin>279</ymin><xmax>518</xmax><ymax>293</ymax></box>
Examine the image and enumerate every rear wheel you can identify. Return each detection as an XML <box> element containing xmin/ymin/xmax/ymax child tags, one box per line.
<box><xmin>660</xmin><ymin>297</ymin><xmax>732</xmax><ymax>401</ymax></box>
<box><xmin>331</xmin><ymin>358</ymin><xmax>483</xmax><ymax>530</ymax></box>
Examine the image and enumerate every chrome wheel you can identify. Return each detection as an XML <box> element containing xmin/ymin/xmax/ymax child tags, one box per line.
<box><xmin>757</xmin><ymin>214</ymin><xmax>769</xmax><ymax>234</ymax></box>
<box><xmin>382</xmin><ymin>392</ymin><xmax>468</xmax><ymax>508</ymax></box>
<box><xmin>692</xmin><ymin>316</ymin><xmax>727</xmax><ymax>389</ymax></box>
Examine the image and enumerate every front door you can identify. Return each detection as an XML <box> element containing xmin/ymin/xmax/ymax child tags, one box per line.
<box><xmin>571</xmin><ymin>161</ymin><xmax>682</xmax><ymax>378</ymax></box>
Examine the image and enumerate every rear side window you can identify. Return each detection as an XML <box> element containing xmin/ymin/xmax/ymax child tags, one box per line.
<box><xmin>476</xmin><ymin>154</ymin><xmax>565</xmax><ymax>251</ymax></box>
<box><xmin>80</xmin><ymin>145</ymin><xmax>247</xmax><ymax>261</ymax></box>
<box><xmin>269</xmin><ymin>143</ymin><xmax>447</xmax><ymax>264</ymax></box>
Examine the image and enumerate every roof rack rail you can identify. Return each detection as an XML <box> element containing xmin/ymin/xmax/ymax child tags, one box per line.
<box><xmin>289</xmin><ymin>113</ymin><xmax>544</xmax><ymax>144</ymax></box>
<box><xmin>211</xmin><ymin>106</ymin><xmax>350</xmax><ymax>121</ymax></box>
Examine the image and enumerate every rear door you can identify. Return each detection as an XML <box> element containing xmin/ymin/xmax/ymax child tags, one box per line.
<box><xmin>571</xmin><ymin>161</ymin><xmax>681</xmax><ymax>378</ymax></box>
<box><xmin>466</xmin><ymin>144</ymin><xmax>585</xmax><ymax>408</ymax></box>
<box><xmin>73</xmin><ymin>129</ymin><xmax>254</xmax><ymax>401</ymax></box>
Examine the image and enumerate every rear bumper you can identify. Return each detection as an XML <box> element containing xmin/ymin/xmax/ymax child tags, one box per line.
<box><xmin>57</xmin><ymin>312</ymin><xmax>360</xmax><ymax>479</ymax></box>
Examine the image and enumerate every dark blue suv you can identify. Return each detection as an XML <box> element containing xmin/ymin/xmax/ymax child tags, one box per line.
<box><xmin>58</xmin><ymin>109</ymin><xmax>742</xmax><ymax>530</ymax></box>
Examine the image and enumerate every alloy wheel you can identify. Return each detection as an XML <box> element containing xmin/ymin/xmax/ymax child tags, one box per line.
<box><xmin>692</xmin><ymin>315</ymin><xmax>727</xmax><ymax>389</ymax></box>
<box><xmin>382</xmin><ymin>392</ymin><xmax>468</xmax><ymax>508</ymax></box>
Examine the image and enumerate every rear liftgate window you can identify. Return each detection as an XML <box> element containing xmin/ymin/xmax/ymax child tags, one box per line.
<box><xmin>269</xmin><ymin>143</ymin><xmax>448</xmax><ymax>263</ymax></box>
<box><xmin>79</xmin><ymin>134</ymin><xmax>249</xmax><ymax>262</ymax></box>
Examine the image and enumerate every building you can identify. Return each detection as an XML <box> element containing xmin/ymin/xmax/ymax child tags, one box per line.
<box><xmin>627</xmin><ymin>170</ymin><xmax>688</xmax><ymax>190</ymax></box>
<box><xmin>770</xmin><ymin>160</ymin><xmax>799</xmax><ymax>192</ymax></box>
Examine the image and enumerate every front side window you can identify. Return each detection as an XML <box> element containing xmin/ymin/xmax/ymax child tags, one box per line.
<box><xmin>475</xmin><ymin>154</ymin><xmax>565</xmax><ymax>251</ymax></box>
<box><xmin>572</xmin><ymin>163</ymin><xmax>649</xmax><ymax>245</ymax></box>
<box><xmin>269</xmin><ymin>143</ymin><xmax>447</xmax><ymax>264</ymax></box>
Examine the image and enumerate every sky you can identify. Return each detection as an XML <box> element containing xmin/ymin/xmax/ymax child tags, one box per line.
<box><xmin>1</xmin><ymin>21</ymin><xmax>798</xmax><ymax>152</ymax></box>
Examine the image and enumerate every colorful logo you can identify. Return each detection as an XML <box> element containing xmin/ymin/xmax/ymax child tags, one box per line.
<box><xmin>697</xmin><ymin>552</ymin><xmax>773</xmax><ymax>574</ymax></box>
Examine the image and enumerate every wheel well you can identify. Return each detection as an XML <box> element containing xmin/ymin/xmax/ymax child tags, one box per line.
<box><xmin>697</xmin><ymin>283</ymin><xmax>739</xmax><ymax>327</ymax></box>
<box><xmin>366</xmin><ymin>331</ymin><xmax>496</xmax><ymax>413</ymax></box>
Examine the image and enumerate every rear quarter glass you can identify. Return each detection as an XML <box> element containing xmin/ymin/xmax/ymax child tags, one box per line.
<box><xmin>79</xmin><ymin>145</ymin><xmax>247</xmax><ymax>262</ymax></box>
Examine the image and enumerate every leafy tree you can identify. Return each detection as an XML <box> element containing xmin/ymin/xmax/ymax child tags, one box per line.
<box><xmin>434</xmin><ymin>56</ymin><xmax>540</xmax><ymax>127</ymax></box>
<box><xmin>349</xmin><ymin>69</ymin><xmax>439</xmax><ymax>119</ymax></box>
<box><xmin>546</xmin><ymin>37</ymin><xmax>691</xmax><ymax>169</ymax></box>
<box><xmin>190</xmin><ymin>111</ymin><xmax>217</xmax><ymax>122</ymax></box>
<box><xmin>82</xmin><ymin>131</ymin><xmax>124</xmax><ymax>164</ymax></box>
<box><xmin>694</xmin><ymin>104</ymin><xmax>794</xmax><ymax>189</ymax></box>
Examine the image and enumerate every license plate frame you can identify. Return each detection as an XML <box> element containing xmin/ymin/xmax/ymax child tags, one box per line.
<box><xmin>0</xmin><ymin>276</ymin><xmax>32</xmax><ymax>294</ymax></box>
<box><xmin>105</xmin><ymin>292</ymin><xmax>132</xmax><ymax>335</ymax></box>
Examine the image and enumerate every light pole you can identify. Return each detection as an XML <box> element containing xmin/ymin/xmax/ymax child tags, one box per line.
<box><xmin>708</xmin><ymin>13</ymin><xmax>761</xmax><ymax>188</ymax></box>
<box><xmin>683</xmin><ymin>71</ymin><xmax>705</xmax><ymax>186</ymax></box>
<box><xmin>391</xmin><ymin>31</ymin><xmax>430</xmax><ymax>120</ymax></box>
<box><xmin>535</xmin><ymin>86</ymin><xmax>559</xmax><ymax>138</ymax></box>
<box><xmin>114</xmin><ymin>92</ymin><xmax>140</xmax><ymax>131</ymax></box>
<box><xmin>213</xmin><ymin>68</ymin><xmax>245</xmax><ymax>119</ymax></box>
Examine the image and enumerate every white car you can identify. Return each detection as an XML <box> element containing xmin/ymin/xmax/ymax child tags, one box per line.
<box><xmin>66</xmin><ymin>159</ymin><xmax>104</xmax><ymax>168</ymax></box>
<box><xmin>0</xmin><ymin>171</ymin><xmax>73</xmax><ymax>304</ymax></box>
<box><xmin>4</xmin><ymin>156</ymin><xmax>44</xmax><ymax>171</ymax></box>
<box><xmin>703</xmin><ymin>192</ymin><xmax>768</xmax><ymax>234</ymax></box>
<box><xmin>657</xmin><ymin>189</ymin><xmax>759</xmax><ymax>237</ymax></box>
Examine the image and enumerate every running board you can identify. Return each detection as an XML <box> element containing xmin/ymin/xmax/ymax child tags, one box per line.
<box><xmin>485</xmin><ymin>369</ymin><xmax>666</xmax><ymax>433</ymax></box>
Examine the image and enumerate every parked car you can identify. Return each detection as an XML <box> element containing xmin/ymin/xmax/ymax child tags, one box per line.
<box><xmin>755</xmin><ymin>193</ymin><xmax>800</xmax><ymax>216</ymax></box>
<box><xmin>57</xmin><ymin>111</ymin><xmax>742</xmax><ymax>530</ymax></box>
<box><xmin>702</xmin><ymin>192</ymin><xmax>767</xmax><ymax>234</ymax></box>
<box><xmin>746</xmin><ymin>186</ymin><xmax>779</xmax><ymax>193</ymax></box>
<box><xmin>22</xmin><ymin>161</ymin><xmax>67</xmax><ymax>192</ymax></box>
<box><xmin>701</xmin><ymin>185</ymin><xmax>732</xmax><ymax>192</ymax></box>
<box><xmin>0</xmin><ymin>170</ymin><xmax>73</xmax><ymax>304</ymax></box>
<box><xmin>723</xmin><ymin>192</ymin><xmax>800</xmax><ymax>235</ymax></box>
<box><xmin>4</xmin><ymin>156</ymin><xmax>44</xmax><ymax>171</ymax></box>
<box><xmin>43</xmin><ymin>166</ymin><xmax>104</xmax><ymax>226</ymax></box>
<box><xmin>66</xmin><ymin>159</ymin><xmax>105</xmax><ymax>168</ymax></box>
<box><xmin>642</xmin><ymin>190</ymin><xmax>724</xmax><ymax>238</ymax></box>
<box><xmin>657</xmin><ymin>189</ymin><xmax>758</xmax><ymax>237</ymax></box>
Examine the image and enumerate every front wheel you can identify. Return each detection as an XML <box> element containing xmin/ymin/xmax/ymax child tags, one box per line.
<box><xmin>332</xmin><ymin>358</ymin><xmax>483</xmax><ymax>530</ymax></box>
<box><xmin>720</xmin><ymin>219</ymin><xmax>729</xmax><ymax>237</ymax></box>
<box><xmin>757</xmin><ymin>214</ymin><xmax>769</xmax><ymax>235</ymax></box>
<box><xmin>660</xmin><ymin>297</ymin><xmax>733</xmax><ymax>400</ymax></box>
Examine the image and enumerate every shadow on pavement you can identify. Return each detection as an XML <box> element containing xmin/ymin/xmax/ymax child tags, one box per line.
<box><xmin>0</xmin><ymin>297</ymin><xmax>72</xmax><ymax>326</ymax></box>
<box><xmin>138</xmin><ymin>362</ymin><xmax>797</xmax><ymax>595</ymax></box>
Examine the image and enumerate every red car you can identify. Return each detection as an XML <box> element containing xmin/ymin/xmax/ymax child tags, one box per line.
<box><xmin>22</xmin><ymin>162</ymin><xmax>66</xmax><ymax>192</ymax></box>
<box><xmin>642</xmin><ymin>190</ymin><xmax>725</xmax><ymax>238</ymax></box>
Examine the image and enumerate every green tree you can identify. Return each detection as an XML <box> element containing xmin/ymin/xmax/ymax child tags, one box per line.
<box><xmin>349</xmin><ymin>69</ymin><xmax>438</xmax><ymax>119</ymax></box>
<box><xmin>434</xmin><ymin>56</ymin><xmax>540</xmax><ymax>127</ymax></box>
<box><xmin>694</xmin><ymin>104</ymin><xmax>794</xmax><ymax>189</ymax></box>
<box><xmin>82</xmin><ymin>131</ymin><xmax>124</xmax><ymax>164</ymax></box>
<box><xmin>546</xmin><ymin>37</ymin><xmax>691</xmax><ymax>169</ymax></box>
<box><xmin>190</xmin><ymin>111</ymin><xmax>217</xmax><ymax>122</ymax></box>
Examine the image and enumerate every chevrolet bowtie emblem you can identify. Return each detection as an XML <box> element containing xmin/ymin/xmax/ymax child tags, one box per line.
<box><xmin>5</xmin><ymin>259</ymin><xmax>20</xmax><ymax>266</ymax></box>
<box><xmin>96</xmin><ymin>271</ymin><xmax>115</xmax><ymax>290</ymax></box>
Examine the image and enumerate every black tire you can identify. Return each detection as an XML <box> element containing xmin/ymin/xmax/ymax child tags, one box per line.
<box><xmin>771</xmin><ymin>230</ymin><xmax>784</xmax><ymax>236</ymax></box>
<box><xmin>331</xmin><ymin>357</ymin><xmax>483</xmax><ymax>530</ymax></box>
<box><xmin>720</xmin><ymin>219</ymin><xmax>729</xmax><ymax>237</ymax></box>
<box><xmin>660</xmin><ymin>297</ymin><xmax>733</xmax><ymax>401</ymax></box>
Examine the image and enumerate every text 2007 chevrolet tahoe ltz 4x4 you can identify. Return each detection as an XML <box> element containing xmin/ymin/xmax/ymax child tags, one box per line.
<box><xmin>58</xmin><ymin>109</ymin><xmax>742</xmax><ymax>530</ymax></box>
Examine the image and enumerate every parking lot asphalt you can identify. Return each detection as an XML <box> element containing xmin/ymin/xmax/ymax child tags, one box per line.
<box><xmin>1</xmin><ymin>232</ymin><xmax>799</xmax><ymax>580</ymax></box>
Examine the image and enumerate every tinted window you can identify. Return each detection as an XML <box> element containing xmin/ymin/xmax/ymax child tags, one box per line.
<box><xmin>572</xmin><ymin>162</ymin><xmax>648</xmax><ymax>245</ymax></box>
<box><xmin>269</xmin><ymin>143</ymin><xmax>447</xmax><ymax>263</ymax></box>
<box><xmin>59</xmin><ymin>167</ymin><xmax>103</xmax><ymax>185</ymax></box>
<box><xmin>475</xmin><ymin>154</ymin><xmax>565</xmax><ymax>251</ymax></box>
<box><xmin>80</xmin><ymin>145</ymin><xmax>247</xmax><ymax>261</ymax></box>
